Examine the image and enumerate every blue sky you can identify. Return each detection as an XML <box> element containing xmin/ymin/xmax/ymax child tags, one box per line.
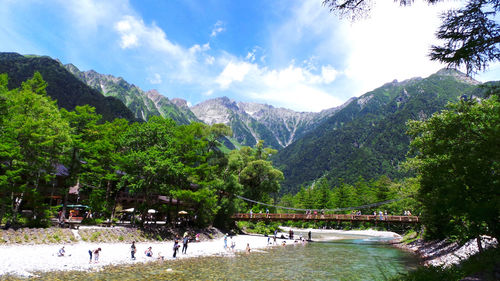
<box><xmin>1</xmin><ymin>0</ymin><xmax>498</xmax><ymax>112</ymax></box>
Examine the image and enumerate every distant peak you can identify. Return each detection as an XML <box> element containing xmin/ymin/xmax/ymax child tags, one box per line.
<box><xmin>171</xmin><ymin>98</ymin><xmax>188</xmax><ymax>108</ymax></box>
<box><xmin>436</xmin><ymin>68</ymin><xmax>466</xmax><ymax>76</ymax></box>
<box><xmin>434</xmin><ymin>68</ymin><xmax>480</xmax><ymax>85</ymax></box>
<box><xmin>215</xmin><ymin>96</ymin><xmax>232</xmax><ymax>103</ymax></box>
<box><xmin>64</xmin><ymin>63</ymin><xmax>80</xmax><ymax>72</ymax></box>
<box><xmin>147</xmin><ymin>89</ymin><xmax>160</xmax><ymax>96</ymax></box>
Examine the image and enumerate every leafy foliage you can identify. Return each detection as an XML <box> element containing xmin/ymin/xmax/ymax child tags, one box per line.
<box><xmin>430</xmin><ymin>0</ymin><xmax>499</xmax><ymax>75</ymax></box>
<box><xmin>0</xmin><ymin>72</ymin><xmax>71</xmax><ymax>226</ymax></box>
<box><xmin>1</xmin><ymin>73</ymin><xmax>275</xmax><ymax>228</ymax></box>
<box><xmin>407</xmin><ymin>94</ymin><xmax>500</xmax><ymax>240</ymax></box>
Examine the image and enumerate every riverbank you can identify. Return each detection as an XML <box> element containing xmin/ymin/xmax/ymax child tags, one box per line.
<box><xmin>395</xmin><ymin>235</ymin><xmax>498</xmax><ymax>267</ymax></box>
<box><xmin>0</xmin><ymin>228</ymin><xmax>288</xmax><ymax>278</ymax></box>
<box><xmin>0</xmin><ymin>225</ymin><xmax>407</xmax><ymax>278</ymax></box>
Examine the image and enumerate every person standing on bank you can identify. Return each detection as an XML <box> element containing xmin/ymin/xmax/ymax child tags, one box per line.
<box><xmin>173</xmin><ymin>239</ymin><xmax>180</xmax><ymax>258</ymax></box>
<box><xmin>131</xmin><ymin>241</ymin><xmax>136</xmax><ymax>260</ymax></box>
<box><xmin>182</xmin><ymin>234</ymin><xmax>189</xmax><ymax>254</ymax></box>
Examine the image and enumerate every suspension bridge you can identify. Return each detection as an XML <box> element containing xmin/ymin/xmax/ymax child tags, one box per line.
<box><xmin>230</xmin><ymin>194</ymin><xmax>419</xmax><ymax>224</ymax></box>
<box><xmin>231</xmin><ymin>213</ymin><xmax>419</xmax><ymax>223</ymax></box>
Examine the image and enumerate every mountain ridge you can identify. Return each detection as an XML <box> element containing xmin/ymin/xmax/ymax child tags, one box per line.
<box><xmin>0</xmin><ymin>52</ymin><xmax>136</xmax><ymax>122</ymax></box>
<box><xmin>273</xmin><ymin>68</ymin><xmax>483</xmax><ymax>194</ymax></box>
<box><xmin>64</xmin><ymin>64</ymin><xmax>198</xmax><ymax>125</ymax></box>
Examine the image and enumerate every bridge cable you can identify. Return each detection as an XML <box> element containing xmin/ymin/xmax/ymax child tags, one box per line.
<box><xmin>80</xmin><ymin>181</ymin><xmax>405</xmax><ymax>212</ymax></box>
<box><xmin>233</xmin><ymin>194</ymin><xmax>406</xmax><ymax>212</ymax></box>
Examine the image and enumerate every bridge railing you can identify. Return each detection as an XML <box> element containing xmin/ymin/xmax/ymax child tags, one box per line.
<box><xmin>232</xmin><ymin>213</ymin><xmax>419</xmax><ymax>223</ymax></box>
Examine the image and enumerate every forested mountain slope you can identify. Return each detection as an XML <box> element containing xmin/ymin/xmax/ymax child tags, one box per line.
<box><xmin>0</xmin><ymin>52</ymin><xmax>136</xmax><ymax>122</ymax></box>
<box><xmin>273</xmin><ymin>69</ymin><xmax>481</xmax><ymax>194</ymax></box>
<box><xmin>64</xmin><ymin>64</ymin><xmax>198</xmax><ymax>125</ymax></box>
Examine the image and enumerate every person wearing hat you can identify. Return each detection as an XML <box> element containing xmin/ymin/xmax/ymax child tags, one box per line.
<box><xmin>182</xmin><ymin>233</ymin><xmax>189</xmax><ymax>254</ymax></box>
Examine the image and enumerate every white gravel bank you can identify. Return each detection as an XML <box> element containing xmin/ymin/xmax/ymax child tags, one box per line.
<box><xmin>0</xmin><ymin>234</ymin><xmax>287</xmax><ymax>278</ymax></box>
<box><xmin>280</xmin><ymin>226</ymin><xmax>401</xmax><ymax>240</ymax></box>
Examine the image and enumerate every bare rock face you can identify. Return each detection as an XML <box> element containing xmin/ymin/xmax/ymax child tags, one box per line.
<box><xmin>191</xmin><ymin>97</ymin><xmax>238</xmax><ymax>125</ymax></box>
<box><xmin>436</xmin><ymin>68</ymin><xmax>481</xmax><ymax>85</ymax></box>
<box><xmin>191</xmin><ymin>97</ymin><xmax>347</xmax><ymax>149</ymax></box>
<box><xmin>171</xmin><ymin>98</ymin><xmax>189</xmax><ymax>109</ymax></box>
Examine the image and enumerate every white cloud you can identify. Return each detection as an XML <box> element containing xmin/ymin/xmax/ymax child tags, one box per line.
<box><xmin>270</xmin><ymin>0</ymin><xmax>464</xmax><ymax>99</ymax></box>
<box><xmin>246</xmin><ymin>51</ymin><xmax>255</xmax><ymax>62</ymax></box>
<box><xmin>11</xmin><ymin>0</ymin><xmax>480</xmax><ymax>113</ymax></box>
<box><xmin>214</xmin><ymin>59</ymin><xmax>341</xmax><ymax>112</ymax></box>
<box><xmin>189</xmin><ymin>43</ymin><xmax>210</xmax><ymax>54</ymax></box>
<box><xmin>216</xmin><ymin>61</ymin><xmax>255</xmax><ymax>89</ymax></box>
<box><xmin>203</xmin><ymin>89</ymin><xmax>214</xmax><ymax>96</ymax></box>
<box><xmin>112</xmin><ymin>14</ymin><xmax>216</xmax><ymax>84</ymax></box>
<box><xmin>341</xmin><ymin>0</ymin><xmax>462</xmax><ymax>95</ymax></box>
<box><xmin>114</xmin><ymin>15</ymin><xmax>184</xmax><ymax>56</ymax></box>
<box><xmin>320</xmin><ymin>66</ymin><xmax>339</xmax><ymax>84</ymax></box>
<box><xmin>148</xmin><ymin>73</ymin><xmax>162</xmax><ymax>84</ymax></box>
<box><xmin>205</xmin><ymin>56</ymin><xmax>215</xmax><ymax>65</ymax></box>
<box><xmin>253</xmin><ymin>64</ymin><xmax>342</xmax><ymax>111</ymax></box>
<box><xmin>210</xmin><ymin>20</ymin><xmax>225</xmax><ymax>37</ymax></box>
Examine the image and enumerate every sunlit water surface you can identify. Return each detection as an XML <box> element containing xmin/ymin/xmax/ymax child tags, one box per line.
<box><xmin>31</xmin><ymin>234</ymin><xmax>418</xmax><ymax>281</ymax></box>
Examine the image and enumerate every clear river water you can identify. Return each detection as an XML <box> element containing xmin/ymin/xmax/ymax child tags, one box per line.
<box><xmin>34</xmin><ymin>233</ymin><xmax>419</xmax><ymax>281</ymax></box>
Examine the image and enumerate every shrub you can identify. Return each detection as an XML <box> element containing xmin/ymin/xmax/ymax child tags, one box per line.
<box><xmin>52</xmin><ymin>234</ymin><xmax>61</xmax><ymax>242</ymax></box>
<box><xmin>90</xmin><ymin>232</ymin><xmax>101</xmax><ymax>242</ymax></box>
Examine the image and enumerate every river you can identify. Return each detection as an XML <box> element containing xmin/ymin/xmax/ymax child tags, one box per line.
<box><xmin>31</xmin><ymin>232</ymin><xmax>418</xmax><ymax>281</ymax></box>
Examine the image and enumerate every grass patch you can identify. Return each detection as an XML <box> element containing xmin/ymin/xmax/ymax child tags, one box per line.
<box><xmin>401</xmin><ymin>230</ymin><xmax>421</xmax><ymax>244</ymax></box>
<box><xmin>90</xmin><ymin>232</ymin><xmax>101</xmax><ymax>242</ymax></box>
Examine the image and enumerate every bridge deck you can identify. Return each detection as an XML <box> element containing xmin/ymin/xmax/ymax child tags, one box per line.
<box><xmin>232</xmin><ymin>213</ymin><xmax>419</xmax><ymax>223</ymax></box>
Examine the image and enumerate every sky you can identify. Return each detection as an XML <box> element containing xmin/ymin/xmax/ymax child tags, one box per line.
<box><xmin>0</xmin><ymin>0</ymin><xmax>498</xmax><ymax>112</ymax></box>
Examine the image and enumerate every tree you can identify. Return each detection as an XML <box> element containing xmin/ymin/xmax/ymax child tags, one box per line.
<box><xmin>120</xmin><ymin>116</ymin><xmax>182</xmax><ymax>224</ymax></box>
<box><xmin>80</xmin><ymin>117</ymin><xmax>129</xmax><ymax>220</ymax></box>
<box><xmin>60</xmin><ymin>105</ymin><xmax>102</xmax><ymax>218</ymax></box>
<box><xmin>331</xmin><ymin>181</ymin><xmax>358</xmax><ymax>210</ymax></box>
<box><xmin>238</xmin><ymin>141</ymin><xmax>284</xmax><ymax>203</ymax></box>
<box><xmin>0</xmin><ymin>72</ymin><xmax>71</xmax><ymax>226</ymax></box>
<box><xmin>407</xmin><ymin>95</ymin><xmax>500</xmax><ymax>246</ymax></box>
<box><xmin>240</xmin><ymin>160</ymin><xmax>284</xmax><ymax>202</ymax></box>
<box><xmin>323</xmin><ymin>0</ymin><xmax>499</xmax><ymax>75</ymax></box>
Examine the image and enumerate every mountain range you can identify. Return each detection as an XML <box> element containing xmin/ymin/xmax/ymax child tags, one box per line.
<box><xmin>64</xmin><ymin>64</ymin><xmax>198</xmax><ymax>125</ymax></box>
<box><xmin>0</xmin><ymin>53</ymin><xmax>136</xmax><ymax>122</ymax></box>
<box><xmin>272</xmin><ymin>69</ymin><xmax>482</xmax><ymax>193</ymax></box>
<box><xmin>64</xmin><ymin>59</ymin><xmax>349</xmax><ymax>150</ymax></box>
<box><xmin>0</xmin><ymin>52</ymin><xmax>492</xmax><ymax>194</ymax></box>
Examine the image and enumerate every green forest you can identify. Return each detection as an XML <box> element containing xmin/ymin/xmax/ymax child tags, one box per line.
<box><xmin>0</xmin><ymin>72</ymin><xmax>283</xmax><ymax>229</ymax></box>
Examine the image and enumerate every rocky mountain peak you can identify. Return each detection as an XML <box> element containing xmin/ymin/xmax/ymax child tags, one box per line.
<box><xmin>171</xmin><ymin>98</ymin><xmax>189</xmax><ymax>108</ymax></box>
<box><xmin>191</xmin><ymin>97</ymin><xmax>239</xmax><ymax>125</ymax></box>
<box><xmin>64</xmin><ymin>63</ymin><xmax>80</xmax><ymax>73</ymax></box>
<box><xmin>146</xmin><ymin>89</ymin><xmax>161</xmax><ymax>97</ymax></box>
<box><xmin>435</xmin><ymin>68</ymin><xmax>480</xmax><ymax>85</ymax></box>
<box><xmin>237</xmin><ymin>102</ymin><xmax>273</xmax><ymax>117</ymax></box>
